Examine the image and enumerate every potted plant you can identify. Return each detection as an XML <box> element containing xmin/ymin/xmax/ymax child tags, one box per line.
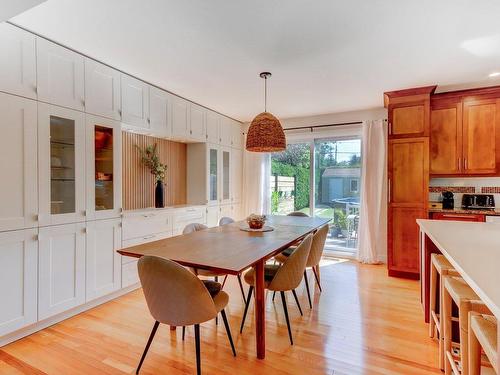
<box><xmin>136</xmin><ymin>144</ymin><xmax>167</xmax><ymax>208</ymax></box>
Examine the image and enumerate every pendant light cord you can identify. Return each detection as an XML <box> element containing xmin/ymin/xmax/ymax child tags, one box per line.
<box><xmin>264</xmin><ymin>76</ymin><xmax>267</xmax><ymax>112</ymax></box>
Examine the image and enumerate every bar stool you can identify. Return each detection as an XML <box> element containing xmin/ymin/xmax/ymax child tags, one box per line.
<box><xmin>468</xmin><ymin>312</ymin><xmax>498</xmax><ymax>375</ymax></box>
<box><xmin>443</xmin><ymin>276</ymin><xmax>491</xmax><ymax>375</ymax></box>
<box><xmin>429</xmin><ymin>253</ymin><xmax>459</xmax><ymax>369</ymax></box>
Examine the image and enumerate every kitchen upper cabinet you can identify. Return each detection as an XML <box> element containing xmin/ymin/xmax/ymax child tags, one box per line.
<box><xmin>149</xmin><ymin>86</ymin><xmax>171</xmax><ymax>137</ymax></box>
<box><xmin>0</xmin><ymin>94</ymin><xmax>37</xmax><ymax>232</ymax></box>
<box><xmin>220</xmin><ymin>147</ymin><xmax>232</xmax><ymax>205</ymax></box>
<box><xmin>0</xmin><ymin>229</ymin><xmax>37</xmax><ymax>336</ymax></box>
<box><xmin>206</xmin><ymin>111</ymin><xmax>220</xmax><ymax>143</ymax></box>
<box><xmin>121</xmin><ymin>74</ymin><xmax>149</xmax><ymax>129</ymax></box>
<box><xmin>37</xmin><ymin>38</ymin><xmax>85</xmax><ymax>111</ymax></box>
<box><xmin>231</xmin><ymin>148</ymin><xmax>242</xmax><ymax>203</ymax></box>
<box><xmin>38</xmin><ymin>103</ymin><xmax>86</xmax><ymax>226</ymax></box>
<box><xmin>84</xmin><ymin>59</ymin><xmax>121</xmax><ymax>120</ymax></box>
<box><xmin>220</xmin><ymin>118</ymin><xmax>233</xmax><ymax>146</ymax></box>
<box><xmin>86</xmin><ymin>218</ymin><xmax>122</xmax><ymax>301</ymax></box>
<box><xmin>231</xmin><ymin>121</ymin><xmax>243</xmax><ymax>149</ymax></box>
<box><xmin>462</xmin><ymin>98</ymin><xmax>500</xmax><ymax>174</ymax></box>
<box><xmin>0</xmin><ymin>23</ymin><xmax>37</xmax><ymax>99</ymax></box>
<box><xmin>171</xmin><ymin>96</ymin><xmax>189</xmax><ymax>139</ymax></box>
<box><xmin>85</xmin><ymin>114</ymin><xmax>122</xmax><ymax>220</ymax></box>
<box><xmin>38</xmin><ymin>222</ymin><xmax>86</xmax><ymax>320</ymax></box>
<box><xmin>430</xmin><ymin>102</ymin><xmax>462</xmax><ymax>175</ymax></box>
<box><xmin>190</xmin><ymin>103</ymin><xmax>206</xmax><ymax>141</ymax></box>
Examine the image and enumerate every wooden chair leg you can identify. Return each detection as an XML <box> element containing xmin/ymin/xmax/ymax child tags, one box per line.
<box><xmin>237</xmin><ymin>274</ymin><xmax>246</xmax><ymax>304</ymax></box>
<box><xmin>272</xmin><ymin>291</ymin><xmax>276</xmax><ymax>302</ymax></box>
<box><xmin>280</xmin><ymin>291</ymin><xmax>293</xmax><ymax>345</ymax></box>
<box><xmin>304</xmin><ymin>271</ymin><xmax>312</xmax><ymax>308</ymax></box>
<box><xmin>194</xmin><ymin>324</ymin><xmax>201</xmax><ymax>375</ymax></box>
<box><xmin>468</xmin><ymin>312</ymin><xmax>481</xmax><ymax>375</ymax></box>
<box><xmin>312</xmin><ymin>266</ymin><xmax>322</xmax><ymax>292</ymax></box>
<box><xmin>429</xmin><ymin>261</ymin><xmax>437</xmax><ymax>338</ymax></box>
<box><xmin>291</xmin><ymin>289</ymin><xmax>303</xmax><ymax>316</ymax></box>
<box><xmin>221</xmin><ymin>309</ymin><xmax>236</xmax><ymax>356</ymax></box>
<box><xmin>136</xmin><ymin>321</ymin><xmax>159</xmax><ymax>374</ymax></box>
<box><xmin>443</xmin><ymin>281</ymin><xmax>453</xmax><ymax>375</ymax></box>
<box><xmin>221</xmin><ymin>275</ymin><xmax>228</xmax><ymax>288</ymax></box>
<box><xmin>182</xmin><ymin>326</ymin><xmax>186</xmax><ymax>341</ymax></box>
<box><xmin>240</xmin><ymin>286</ymin><xmax>254</xmax><ymax>333</ymax></box>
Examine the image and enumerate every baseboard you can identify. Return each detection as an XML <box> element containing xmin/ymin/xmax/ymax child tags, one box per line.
<box><xmin>0</xmin><ymin>283</ymin><xmax>141</xmax><ymax>347</ymax></box>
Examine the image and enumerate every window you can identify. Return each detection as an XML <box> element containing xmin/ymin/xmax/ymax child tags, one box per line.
<box><xmin>350</xmin><ymin>179</ymin><xmax>359</xmax><ymax>193</ymax></box>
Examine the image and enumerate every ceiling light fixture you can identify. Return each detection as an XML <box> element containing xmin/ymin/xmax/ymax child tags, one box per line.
<box><xmin>489</xmin><ymin>72</ymin><xmax>500</xmax><ymax>77</ymax></box>
<box><xmin>246</xmin><ymin>72</ymin><xmax>286</xmax><ymax>152</ymax></box>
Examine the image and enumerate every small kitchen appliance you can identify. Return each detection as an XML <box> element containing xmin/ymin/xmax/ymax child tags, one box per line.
<box><xmin>441</xmin><ymin>191</ymin><xmax>454</xmax><ymax>209</ymax></box>
<box><xmin>462</xmin><ymin>194</ymin><xmax>495</xmax><ymax>210</ymax></box>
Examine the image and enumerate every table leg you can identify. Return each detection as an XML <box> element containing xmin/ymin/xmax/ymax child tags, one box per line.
<box><xmin>170</xmin><ymin>326</ymin><xmax>176</xmax><ymax>331</ymax></box>
<box><xmin>254</xmin><ymin>259</ymin><xmax>265</xmax><ymax>359</ymax></box>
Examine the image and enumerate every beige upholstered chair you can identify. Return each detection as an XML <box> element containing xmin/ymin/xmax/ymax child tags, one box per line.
<box><xmin>274</xmin><ymin>224</ymin><xmax>329</xmax><ymax>308</ymax></box>
<box><xmin>240</xmin><ymin>233</ymin><xmax>313</xmax><ymax>345</ymax></box>
<box><xmin>468</xmin><ymin>312</ymin><xmax>498</xmax><ymax>375</ymax></box>
<box><xmin>136</xmin><ymin>256</ymin><xmax>236</xmax><ymax>375</ymax></box>
<box><xmin>219</xmin><ymin>216</ymin><xmax>235</xmax><ymax>226</ymax></box>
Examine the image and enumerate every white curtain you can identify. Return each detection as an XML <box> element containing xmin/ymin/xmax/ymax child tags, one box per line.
<box><xmin>242</xmin><ymin>151</ymin><xmax>271</xmax><ymax>217</ymax></box>
<box><xmin>357</xmin><ymin>119</ymin><xmax>387</xmax><ymax>264</ymax></box>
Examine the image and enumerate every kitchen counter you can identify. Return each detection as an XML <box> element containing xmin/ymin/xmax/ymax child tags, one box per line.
<box><xmin>122</xmin><ymin>204</ymin><xmax>206</xmax><ymax>216</ymax></box>
<box><xmin>417</xmin><ymin>219</ymin><xmax>500</xmax><ymax>365</ymax></box>
<box><xmin>429</xmin><ymin>207</ymin><xmax>500</xmax><ymax>216</ymax></box>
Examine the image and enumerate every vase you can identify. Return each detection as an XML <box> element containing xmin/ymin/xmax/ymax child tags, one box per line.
<box><xmin>155</xmin><ymin>180</ymin><xmax>164</xmax><ymax>208</ymax></box>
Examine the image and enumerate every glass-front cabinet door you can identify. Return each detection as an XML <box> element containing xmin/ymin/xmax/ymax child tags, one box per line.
<box><xmin>85</xmin><ymin>114</ymin><xmax>121</xmax><ymax>220</ymax></box>
<box><xmin>38</xmin><ymin>104</ymin><xmax>86</xmax><ymax>226</ymax></box>
<box><xmin>221</xmin><ymin>147</ymin><xmax>231</xmax><ymax>205</ymax></box>
<box><xmin>207</xmin><ymin>145</ymin><xmax>219</xmax><ymax>205</ymax></box>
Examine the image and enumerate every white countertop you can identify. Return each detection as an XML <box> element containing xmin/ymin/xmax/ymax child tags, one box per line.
<box><xmin>417</xmin><ymin>219</ymin><xmax>500</xmax><ymax>320</ymax></box>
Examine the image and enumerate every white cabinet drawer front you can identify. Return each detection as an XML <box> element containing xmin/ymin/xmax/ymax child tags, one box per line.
<box><xmin>173</xmin><ymin>209</ymin><xmax>206</xmax><ymax>231</ymax></box>
<box><xmin>84</xmin><ymin>59</ymin><xmax>121</xmax><ymax>120</ymax></box>
<box><xmin>86</xmin><ymin>219</ymin><xmax>122</xmax><ymax>302</ymax></box>
<box><xmin>38</xmin><ymin>223</ymin><xmax>86</xmax><ymax>320</ymax></box>
<box><xmin>122</xmin><ymin>213</ymin><xmax>171</xmax><ymax>240</ymax></box>
<box><xmin>0</xmin><ymin>24</ymin><xmax>37</xmax><ymax>99</ymax></box>
<box><xmin>122</xmin><ymin>260</ymin><xmax>139</xmax><ymax>288</ymax></box>
<box><xmin>0</xmin><ymin>93</ymin><xmax>37</xmax><ymax>232</ymax></box>
<box><xmin>122</xmin><ymin>230</ymin><xmax>172</xmax><ymax>254</ymax></box>
<box><xmin>37</xmin><ymin>38</ymin><xmax>85</xmax><ymax>111</ymax></box>
<box><xmin>0</xmin><ymin>229</ymin><xmax>37</xmax><ymax>336</ymax></box>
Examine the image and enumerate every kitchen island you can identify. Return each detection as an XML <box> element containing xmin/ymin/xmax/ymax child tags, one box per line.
<box><xmin>417</xmin><ymin>219</ymin><xmax>500</xmax><ymax>367</ymax></box>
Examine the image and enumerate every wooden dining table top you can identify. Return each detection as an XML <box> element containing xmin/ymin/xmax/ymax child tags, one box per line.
<box><xmin>118</xmin><ymin>215</ymin><xmax>331</xmax><ymax>275</ymax></box>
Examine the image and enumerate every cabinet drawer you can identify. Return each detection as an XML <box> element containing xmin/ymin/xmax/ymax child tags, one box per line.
<box><xmin>172</xmin><ymin>208</ymin><xmax>206</xmax><ymax>231</ymax></box>
<box><xmin>122</xmin><ymin>260</ymin><xmax>139</xmax><ymax>288</ymax></box>
<box><xmin>431</xmin><ymin>212</ymin><xmax>485</xmax><ymax>222</ymax></box>
<box><xmin>122</xmin><ymin>212</ymin><xmax>171</xmax><ymax>240</ymax></box>
<box><xmin>121</xmin><ymin>231</ymin><xmax>172</xmax><ymax>264</ymax></box>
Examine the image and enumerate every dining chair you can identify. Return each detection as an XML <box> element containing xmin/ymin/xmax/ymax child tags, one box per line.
<box><xmin>217</xmin><ymin>217</ymin><xmax>247</xmax><ymax>303</ymax></box>
<box><xmin>136</xmin><ymin>256</ymin><xmax>236</xmax><ymax>375</ymax></box>
<box><xmin>240</xmin><ymin>233</ymin><xmax>313</xmax><ymax>345</ymax></box>
<box><xmin>287</xmin><ymin>211</ymin><xmax>309</xmax><ymax>217</ymax></box>
<box><xmin>274</xmin><ymin>224</ymin><xmax>329</xmax><ymax>308</ymax></box>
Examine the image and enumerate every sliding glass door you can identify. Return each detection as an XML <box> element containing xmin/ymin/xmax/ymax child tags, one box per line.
<box><xmin>270</xmin><ymin>137</ymin><xmax>362</xmax><ymax>256</ymax></box>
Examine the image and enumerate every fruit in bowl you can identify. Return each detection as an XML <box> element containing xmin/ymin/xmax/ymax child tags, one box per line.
<box><xmin>247</xmin><ymin>214</ymin><xmax>266</xmax><ymax>229</ymax></box>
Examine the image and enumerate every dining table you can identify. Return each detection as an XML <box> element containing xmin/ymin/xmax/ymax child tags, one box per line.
<box><xmin>117</xmin><ymin>214</ymin><xmax>331</xmax><ymax>359</ymax></box>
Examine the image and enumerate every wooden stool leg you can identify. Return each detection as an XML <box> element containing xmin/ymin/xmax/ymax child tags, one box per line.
<box><xmin>468</xmin><ymin>312</ymin><xmax>481</xmax><ymax>375</ymax></box>
<box><xmin>439</xmin><ymin>273</ymin><xmax>446</xmax><ymax>370</ymax></box>
<box><xmin>443</xmin><ymin>282</ymin><xmax>453</xmax><ymax>375</ymax></box>
<box><xmin>459</xmin><ymin>301</ymin><xmax>472</xmax><ymax>375</ymax></box>
<box><xmin>429</xmin><ymin>261</ymin><xmax>437</xmax><ymax>338</ymax></box>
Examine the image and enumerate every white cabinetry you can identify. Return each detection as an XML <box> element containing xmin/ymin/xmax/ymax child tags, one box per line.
<box><xmin>190</xmin><ymin>103</ymin><xmax>206</xmax><ymax>141</ymax></box>
<box><xmin>38</xmin><ymin>223</ymin><xmax>86</xmax><ymax>320</ymax></box>
<box><xmin>85</xmin><ymin>114</ymin><xmax>122</xmax><ymax>220</ymax></box>
<box><xmin>231</xmin><ymin>148</ymin><xmax>243</xmax><ymax>203</ymax></box>
<box><xmin>220</xmin><ymin>118</ymin><xmax>233</xmax><ymax>147</ymax></box>
<box><xmin>0</xmin><ymin>93</ymin><xmax>37</xmax><ymax>232</ymax></box>
<box><xmin>220</xmin><ymin>147</ymin><xmax>232</xmax><ymax>205</ymax></box>
<box><xmin>121</xmin><ymin>74</ymin><xmax>149</xmax><ymax>128</ymax></box>
<box><xmin>0</xmin><ymin>23</ymin><xmax>36</xmax><ymax>99</ymax></box>
<box><xmin>37</xmin><ymin>38</ymin><xmax>85</xmax><ymax>111</ymax></box>
<box><xmin>149</xmin><ymin>86</ymin><xmax>171</xmax><ymax>137</ymax></box>
<box><xmin>86</xmin><ymin>218</ymin><xmax>122</xmax><ymax>301</ymax></box>
<box><xmin>0</xmin><ymin>229</ymin><xmax>37</xmax><ymax>336</ymax></box>
<box><xmin>38</xmin><ymin>103</ymin><xmax>86</xmax><ymax>226</ymax></box>
<box><xmin>231</xmin><ymin>121</ymin><xmax>243</xmax><ymax>148</ymax></box>
<box><xmin>172</xmin><ymin>207</ymin><xmax>207</xmax><ymax>236</ymax></box>
<box><xmin>171</xmin><ymin>95</ymin><xmax>189</xmax><ymax>139</ymax></box>
<box><xmin>84</xmin><ymin>59</ymin><xmax>121</xmax><ymax>120</ymax></box>
<box><xmin>206</xmin><ymin>111</ymin><xmax>220</xmax><ymax>143</ymax></box>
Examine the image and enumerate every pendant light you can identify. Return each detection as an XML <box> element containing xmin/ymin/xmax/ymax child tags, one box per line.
<box><xmin>246</xmin><ymin>72</ymin><xmax>286</xmax><ymax>152</ymax></box>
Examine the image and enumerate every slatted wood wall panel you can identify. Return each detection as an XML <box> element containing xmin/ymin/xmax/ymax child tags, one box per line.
<box><xmin>122</xmin><ymin>131</ymin><xmax>187</xmax><ymax>210</ymax></box>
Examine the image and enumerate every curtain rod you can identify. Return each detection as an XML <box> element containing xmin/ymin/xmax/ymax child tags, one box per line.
<box><xmin>283</xmin><ymin>121</ymin><xmax>363</xmax><ymax>132</ymax></box>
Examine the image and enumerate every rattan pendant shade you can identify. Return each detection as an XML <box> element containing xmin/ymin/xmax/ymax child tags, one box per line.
<box><xmin>246</xmin><ymin>72</ymin><xmax>286</xmax><ymax>152</ymax></box>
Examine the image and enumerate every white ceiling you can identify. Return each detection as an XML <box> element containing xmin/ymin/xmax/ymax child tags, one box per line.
<box><xmin>0</xmin><ymin>0</ymin><xmax>46</xmax><ymax>21</ymax></box>
<box><xmin>10</xmin><ymin>0</ymin><xmax>500</xmax><ymax>122</ymax></box>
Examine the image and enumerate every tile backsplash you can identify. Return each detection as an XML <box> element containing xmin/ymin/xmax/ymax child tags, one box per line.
<box><xmin>429</xmin><ymin>177</ymin><xmax>500</xmax><ymax>208</ymax></box>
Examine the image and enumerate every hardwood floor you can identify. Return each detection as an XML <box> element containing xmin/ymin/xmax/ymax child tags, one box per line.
<box><xmin>0</xmin><ymin>260</ymin><xmax>440</xmax><ymax>374</ymax></box>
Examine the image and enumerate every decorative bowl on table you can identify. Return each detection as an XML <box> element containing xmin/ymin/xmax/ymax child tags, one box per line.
<box><xmin>247</xmin><ymin>214</ymin><xmax>266</xmax><ymax>229</ymax></box>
